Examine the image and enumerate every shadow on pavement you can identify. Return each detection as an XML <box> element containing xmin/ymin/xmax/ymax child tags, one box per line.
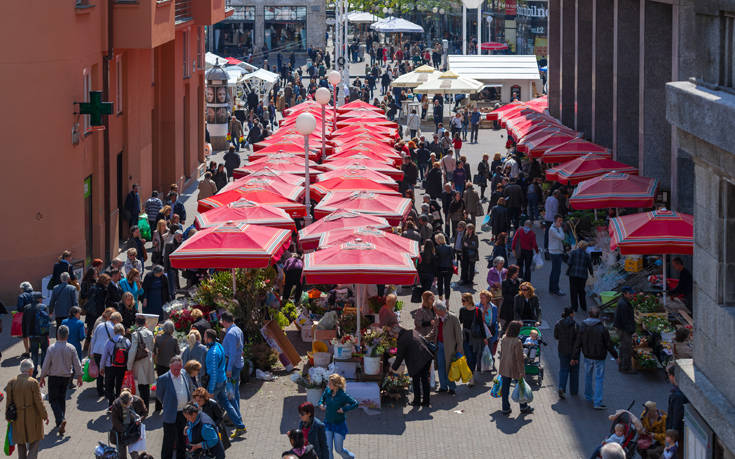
<box><xmin>489</xmin><ymin>410</ymin><xmax>533</xmax><ymax>433</ymax></box>
<box><xmin>76</xmin><ymin>387</ymin><xmax>108</xmax><ymax>412</ymax></box>
<box><xmin>278</xmin><ymin>395</ymin><xmax>315</xmax><ymax>434</ymax></box>
<box><xmin>40</xmin><ymin>431</ymin><xmax>70</xmax><ymax>451</ymax></box>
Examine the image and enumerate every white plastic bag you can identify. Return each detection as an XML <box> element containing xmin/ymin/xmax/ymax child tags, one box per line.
<box><xmin>481</xmin><ymin>345</ymin><xmax>494</xmax><ymax>372</ymax></box>
<box><xmin>518</xmin><ymin>378</ymin><xmax>534</xmax><ymax>404</ymax></box>
<box><xmin>128</xmin><ymin>424</ymin><xmax>146</xmax><ymax>453</ymax></box>
<box><xmin>511</xmin><ymin>381</ymin><xmax>520</xmax><ymax>402</ymax></box>
<box><xmin>533</xmin><ymin>252</ymin><xmax>545</xmax><ymax>270</ymax></box>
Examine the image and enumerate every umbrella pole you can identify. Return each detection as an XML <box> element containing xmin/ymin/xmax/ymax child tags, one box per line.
<box><xmin>356</xmin><ymin>284</ymin><xmax>364</xmax><ymax>347</ymax></box>
<box><xmin>232</xmin><ymin>268</ymin><xmax>237</xmax><ymax>297</ymax></box>
<box><xmin>594</xmin><ymin>209</ymin><xmax>598</xmax><ymax>220</ymax></box>
<box><xmin>662</xmin><ymin>254</ymin><xmax>667</xmax><ymax>308</ymax></box>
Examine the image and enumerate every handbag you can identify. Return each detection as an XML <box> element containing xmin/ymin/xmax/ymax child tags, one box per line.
<box><xmin>134</xmin><ymin>331</ymin><xmax>148</xmax><ymax>361</ymax></box>
<box><xmin>410</xmin><ymin>286</ymin><xmax>423</xmax><ymax>303</ymax></box>
<box><xmin>636</xmin><ymin>433</ymin><xmax>654</xmax><ymax>450</ymax></box>
<box><xmin>10</xmin><ymin>313</ymin><xmax>23</xmax><ymax>338</ymax></box>
<box><xmin>470</xmin><ymin>308</ymin><xmax>486</xmax><ymax>339</ymax></box>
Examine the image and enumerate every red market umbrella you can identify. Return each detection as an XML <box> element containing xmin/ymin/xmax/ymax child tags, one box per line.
<box><xmin>527</xmin><ymin>133</ymin><xmax>582</xmax><ymax>158</ymax></box>
<box><xmin>330</xmin><ymin>136</ymin><xmax>396</xmax><ymax>148</ymax></box>
<box><xmin>313</xmin><ymin>191</ymin><xmax>412</xmax><ymax>226</ymax></box>
<box><xmin>246</xmin><ymin>155</ymin><xmax>321</xmax><ymax>169</ymax></box>
<box><xmin>316</xmin><ymin>166</ymin><xmax>398</xmax><ymax>189</ymax></box>
<box><xmin>298</xmin><ymin>209</ymin><xmax>391</xmax><ymax>251</ymax></box>
<box><xmin>223</xmin><ymin>168</ymin><xmax>304</xmax><ymax>191</ymax></box>
<box><xmin>481</xmin><ymin>41</ymin><xmax>509</xmax><ymax>51</ymax></box>
<box><xmin>609</xmin><ymin>209</ymin><xmax>694</xmax><ymax>255</ymax></box>
<box><xmin>517</xmin><ymin>127</ymin><xmax>577</xmax><ymax>153</ymax></box>
<box><xmin>525</xmin><ymin>95</ymin><xmax>548</xmax><ymax>111</ymax></box>
<box><xmin>247</xmin><ymin>144</ymin><xmax>322</xmax><ymax>160</ymax></box>
<box><xmin>195</xmin><ymin>199</ymin><xmax>297</xmax><ymax>231</ymax></box>
<box><xmin>169</xmin><ymin>221</ymin><xmax>291</xmax><ymax>269</ymax></box>
<box><xmin>336</xmin><ymin>119</ymin><xmax>397</xmax><ymax>129</ymax></box>
<box><xmin>337</xmin><ymin>100</ymin><xmax>385</xmax><ymax>113</ymax></box>
<box><xmin>569</xmin><ymin>173</ymin><xmax>658</xmax><ymax>210</ymax></box>
<box><xmin>331</xmin><ymin>124</ymin><xmax>397</xmax><ymax>136</ymax></box>
<box><xmin>310</xmin><ymin>177</ymin><xmax>401</xmax><ymax>201</ymax></box>
<box><xmin>545</xmin><ymin>154</ymin><xmax>639</xmax><ymax>185</ymax></box>
<box><xmin>318</xmin><ymin>226</ymin><xmax>419</xmax><ymax>258</ymax></box>
<box><xmin>237</xmin><ymin>179</ymin><xmax>304</xmax><ymax>202</ymax></box>
<box><xmin>283</xmin><ymin>101</ymin><xmax>323</xmax><ymax>116</ymax></box>
<box><xmin>225</xmin><ymin>57</ymin><xmax>243</xmax><ymax>65</ymax></box>
<box><xmin>321</xmin><ymin>158</ymin><xmax>404</xmax><ymax>181</ymax></box>
<box><xmin>542</xmin><ymin>139</ymin><xmax>610</xmax><ymax>163</ymax></box>
<box><xmin>327</xmin><ymin>149</ymin><xmax>402</xmax><ymax>167</ymax></box>
<box><xmin>233</xmin><ymin>160</ymin><xmax>324</xmax><ymax>180</ymax></box>
<box><xmin>198</xmin><ymin>188</ymin><xmax>307</xmax><ymax>217</ymax></box>
<box><xmin>508</xmin><ymin>115</ymin><xmax>561</xmax><ymax>141</ymax></box>
<box><xmin>331</xmin><ymin>142</ymin><xmax>401</xmax><ymax>158</ymax></box>
<box><xmin>486</xmin><ymin>102</ymin><xmax>525</xmax><ymax>121</ymax></box>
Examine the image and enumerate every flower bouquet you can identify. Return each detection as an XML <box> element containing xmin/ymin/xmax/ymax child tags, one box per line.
<box><xmin>362</xmin><ymin>329</ymin><xmax>388</xmax><ymax>357</ymax></box>
<box><xmin>290</xmin><ymin>366</ymin><xmax>329</xmax><ymax>390</ymax></box>
<box><xmin>631</xmin><ymin>293</ymin><xmax>663</xmax><ymax>313</ymax></box>
<box><xmin>331</xmin><ymin>334</ymin><xmax>356</xmax><ymax>347</ymax></box>
<box><xmin>381</xmin><ymin>373</ymin><xmax>412</xmax><ymax>404</ymax></box>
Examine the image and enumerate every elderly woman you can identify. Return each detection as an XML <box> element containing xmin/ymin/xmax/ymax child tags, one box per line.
<box><xmin>123</xmin><ymin>248</ymin><xmax>143</xmax><ymax>277</ymax></box>
<box><xmin>478</xmin><ymin>289</ymin><xmax>499</xmax><ymax>358</ymax></box>
<box><xmin>498</xmin><ymin>320</ymin><xmax>533</xmax><ymax>415</ymax></box>
<box><xmin>184</xmin><ymin>360</ymin><xmax>202</xmax><ymax>388</ymax></box>
<box><xmin>182</xmin><ymin>330</ymin><xmax>208</xmax><ymax>386</ymax></box>
<box><xmin>486</xmin><ymin>256</ymin><xmax>507</xmax><ymax>293</ymax></box>
<box><xmin>514</xmin><ymin>282</ymin><xmax>541</xmax><ymax>325</ymax></box>
<box><xmin>153</xmin><ymin>320</ymin><xmax>180</xmax><ymax>411</ymax></box>
<box><xmin>120</xmin><ymin>269</ymin><xmax>144</xmax><ymax>312</ymax></box>
<box><xmin>109</xmin><ymin>389</ymin><xmax>147</xmax><ymax>459</ymax></box>
<box><xmin>183</xmin><ymin>402</ymin><xmax>225</xmax><ymax>459</ymax></box>
<box><xmin>414</xmin><ymin>291</ymin><xmax>436</xmax><ymax>337</ymax></box>
<box><xmin>638</xmin><ymin>401</ymin><xmax>668</xmax><ymax>458</ymax></box>
<box><xmin>127</xmin><ymin>315</ymin><xmax>155</xmax><ymax>411</ymax></box>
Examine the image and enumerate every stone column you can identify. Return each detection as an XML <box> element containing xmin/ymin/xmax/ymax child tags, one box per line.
<box><xmin>548</xmin><ymin>0</ymin><xmax>561</xmax><ymax>119</ymax></box>
<box><xmin>593</xmin><ymin>0</ymin><xmax>614</xmax><ymax>148</ymax></box>
<box><xmin>560</xmin><ymin>0</ymin><xmax>575</xmax><ymax>127</ymax></box>
<box><xmin>575</xmin><ymin>0</ymin><xmax>593</xmax><ymax>136</ymax></box>
<box><xmin>254</xmin><ymin>2</ymin><xmax>265</xmax><ymax>54</ymax></box>
<box><xmin>642</xmin><ymin>1</ymin><xmax>672</xmax><ymax>191</ymax></box>
<box><xmin>613</xmin><ymin>0</ymin><xmax>639</xmax><ymax>166</ymax></box>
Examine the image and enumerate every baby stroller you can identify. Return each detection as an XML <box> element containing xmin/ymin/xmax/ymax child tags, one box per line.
<box><xmin>592</xmin><ymin>402</ymin><xmax>640</xmax><ymax>459</ymax></box>
<box><xmin>518</xmin><ymin>321</ymin><xmax>544</xmax><ymax>385</ymax></box>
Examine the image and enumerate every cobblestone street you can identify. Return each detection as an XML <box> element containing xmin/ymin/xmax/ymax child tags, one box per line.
<box><xmin>0</xmin><ymin>126</ymin><xmax>670</xmax><ymax>458</ymax></box>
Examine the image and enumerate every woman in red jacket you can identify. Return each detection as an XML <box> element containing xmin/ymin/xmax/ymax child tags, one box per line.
<box><xmin>511</xmin><ymin>219</ymin><xmax>539</xmax><ymax>282</ymax></box>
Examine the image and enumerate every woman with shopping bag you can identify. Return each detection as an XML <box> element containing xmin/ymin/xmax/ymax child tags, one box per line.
<box><xmin>498</xmin><ymin>321</ymin><xmax>533</xmax><ymax>415</ymax></box>
<box><xmin>109</xmin><ymin>389</ymin><xmax>148</xmax><ymax>458</ymax></box>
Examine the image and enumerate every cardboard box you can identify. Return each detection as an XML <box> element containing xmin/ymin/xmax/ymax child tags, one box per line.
<box><xmin>261</xmin><ymin>320</ymin><xmax>301</xmax><ymax>369</ymax></box>
<box><xmin>300</xmin><ymin>325</ymin><xmax>313</xmax><ymax>342</ymax></box>
<box><xmin>333</xmin><ymin>360</ymin><xmax>358</xmax><ymax>379</ymax></box>
<box><xmin>345</xmin><ymin>381</ymin><xmax>381</xmax><ymax>409</ymax></box>
<box><xmin>313</xmin><ymin>327</ymin><xmax>337</xmax><ymax>344</ymax></box>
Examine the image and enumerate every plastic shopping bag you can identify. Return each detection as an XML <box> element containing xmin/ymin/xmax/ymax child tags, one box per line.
<box><xmin>128</xmin><ymin>424</ymin><xmax>146</xmax><ymax>453</ymax></box>
<box><xmin>450</xmin><ymin>355</ymin><xmax>472</xmax><ymax>383</ymax></box>
<box><xmin>481</xmin><ymin>345</ymin><xmax>494</xmax><ymax>372</ymax></box>
<box><xmin>88</xmin><ymin>357</ymin><xmax>99</xmax><ymax>380</ymax></box>
<box><xmin>490</xmin><ymin>375</ymin><xmax>502</xmax><ymax>398</ymax></box>
<box><xmin>4</xmin><ymin>422</ymin><xmax>15</xmax><ymax>456</ymax></box>
<box><xmin>10</xmin><ymin>313</ymin><xmax>22</xmax><ymax>338</ymax></box>
<box><xmin>82</xmin><ymin>358</ymin><xmax>95</xmax><ymax>382</ymax></box>
<box><xmin>121</xmin><ymin>371</ymin><xmax>136</xmax><ymax>395</ymax></box>
<box><xmin>518</xmin><ymin>378</ymin><xmax>534</xmax><ymax>404</ymax></box>
<box><xmin>481</xmin><ymin>215</ymin><xmax>492</xmax><ymax>233</ymax></box>
<box><xmin>226</xmin><ymin>379</ymin><xmax>237</xmax><ymax>402</ymax></box>
<box><xmin>533</xmin><ymin>252</ymin><xmax>545</xmax><ymax>270</ymax></box>
<box><xmin>137</xmin><ymin>214</ymin><xmax>151</xmax><ymax>240</ymax></box>
<box><xmin>511</xmin><ymin>381</ymin><xmax>520</xmax><ymax>403</ymax></box>
<box><xmin>448</xmin><ymin>359</ymin><xmax>461</xmax><ymax>382</ymax></box>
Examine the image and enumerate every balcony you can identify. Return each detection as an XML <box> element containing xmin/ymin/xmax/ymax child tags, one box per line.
<box><xmin>114</xmin><ymin>0</ymin><xmax>175</xmax><ymax>49</ymax></box>
<box><xmin>175</xmin><ymin>0</ymin><xmax>192</xmax><ymax>24</ymax></box>
<box><xmin>192</xmin><ymin>0</ymin><xmax>227</xmax><ymax>25</ymax></box>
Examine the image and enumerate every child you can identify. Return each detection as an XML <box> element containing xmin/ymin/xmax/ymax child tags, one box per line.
<box><xmin>662</xmin><ymin>429</ymin><xmax>679</xmax><ymax>459</ymax></box>
<box><xmin>523</xmin><ymin>329</ymin><xmax>540</xmax><ymax>360</ymax></box>
<box><xmin>605</xmin><ymin>423</ymin><xmax>626</xmax><ymax>445</ymax></box>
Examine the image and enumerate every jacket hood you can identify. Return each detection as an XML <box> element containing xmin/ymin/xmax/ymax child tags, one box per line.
<box><xmin>583</xmin><ymin>318</ymin><xmax>601</xmax><ymax>326</ymax></box>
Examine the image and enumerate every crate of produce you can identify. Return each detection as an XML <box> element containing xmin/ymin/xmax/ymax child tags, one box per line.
<box><xmin>624</xmin><ymin>256</ymin><xmax>643</xmax><ymax>272</ymax></box>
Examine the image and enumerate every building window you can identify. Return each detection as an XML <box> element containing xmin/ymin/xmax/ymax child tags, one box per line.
<box><xmin>264</xmin><ymin>6</ymin><xmax>307</xmax><ymax>51</ymax></box>
<box><xmin>196</xmin><ymin>27</ymin><xmax>204</xmax><ymax>70</ymax></box>
<box><xmin>721</xmin><ymin>13</ymin><xmax>735</xmax><ymax>88</ymax></box>
<box><xmin>115</xmin><ymin>55</ymin><xmax>123</xmax><ymax>114</ymax></box>
<box><xmin>83</xmin><ymin>68</ymin><xmax>91</xmax><ymax>132</ymax></box>
<box><xmin>213</xmin><ymin>7</ymin><xmax>256</xmax><ymax>57</ymax></box>
<box><xmin>722</xmin><ymin>179</ymin><xmax>735</xmax><ymax>305</ymax></box>
<box><xmin>183</xmin><ymin>30</ymin><xmax>190</xmax><ymax>78</ymax></box>
<box><xmin>76</xmin><ymin>0</ymin><xmax>91</xmax><ymax>6</ymax></box>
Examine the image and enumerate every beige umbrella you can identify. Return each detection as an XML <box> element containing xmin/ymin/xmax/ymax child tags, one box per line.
<box><xmin>390</xmin><ymin>65</ymin><xmax>441</xmax><ymax>88</ymax></box>
<box><xmin>413</xmin><ymin>70</ymin><xmax>484</xmax><ymax>95</ymax></box>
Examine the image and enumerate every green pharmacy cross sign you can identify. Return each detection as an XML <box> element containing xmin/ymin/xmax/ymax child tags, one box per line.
<box><xmin>78</xmin><ymin>91</ymin><xmax>114</xmax><ymax>126</ymax></box>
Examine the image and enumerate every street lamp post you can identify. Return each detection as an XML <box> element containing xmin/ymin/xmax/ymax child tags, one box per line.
<box><xmin>315</xmin><ymin>87</ymin><xmax>331</xmax><ymax>162</ymax></box>
<box><xmin>328</xmin><ymin>70</ymin><xmax>341</xmax><ymax>129</ymax></box>
<box><xmin>295</xmin><ymin>113</ymin><xmax>317</xmax><ymax>226</ymax></box>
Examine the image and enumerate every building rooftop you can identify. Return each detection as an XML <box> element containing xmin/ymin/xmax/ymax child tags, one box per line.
<box><xmin>447</xmin><ymin>55</ymin><xmax>542</xmax><ymax>82</ymax></box>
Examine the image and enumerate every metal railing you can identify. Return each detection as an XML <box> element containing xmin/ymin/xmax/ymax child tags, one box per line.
<box><xmin>175</xmin><ymin>0</ymin><xmax>192</xmax><ymax>24</ymax></box>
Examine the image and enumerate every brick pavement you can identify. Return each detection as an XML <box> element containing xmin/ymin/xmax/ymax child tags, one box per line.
<box><xmin>0</xmin><ymin>127</ymin><xmax>670</xmax><ymax>458</ymax></box>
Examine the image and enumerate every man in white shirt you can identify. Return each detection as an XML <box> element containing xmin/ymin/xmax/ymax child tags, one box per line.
<box><xmin>441</xmin><ymin>150</ymin><xmax>456</xmax><ymax>182</ymax></box>
<box><xmin>544</xmin><ymin>190</ymin><xmax>561</xmax><ymax>255</ymax></box>
<box><xmin>547</xmin><ymin>215</ymin><xmax>566</xmax><ymax>296</ymax></box>
<box><xmin>504</xmin><ymin>156</ymin><xmax>520</xmax><ymax>179</ymax></box>
<box><xmin>157</xmin><ymin>356</ymin><xmax>192</xmax><ymax>459</ymax></box>
<box><xmin>90</xmin><ymin>311</ymin><xmax>121</xmax><ymax>397</ymax></box>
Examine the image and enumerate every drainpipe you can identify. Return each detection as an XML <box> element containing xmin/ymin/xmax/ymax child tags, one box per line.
<box><xmin>102</xmin><ymin>0</ymin><xmax>114</xmax><ymax>263</ymax></box>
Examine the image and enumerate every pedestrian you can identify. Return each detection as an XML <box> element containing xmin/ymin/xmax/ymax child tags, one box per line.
<box><xmin>665</xmin><ymin>364</ymin><xmax>687</xmax><ymax>434</ymax></box>
<box><xmin>511</xmin><ymin>220</ymin><xmax>539</xmax><ymax>282</ymax></box>
<box><xmin>141</xmin><ymin>265</ymin><xmax>171</xmax><ymax>320</ymax></box>
<box><xmin>144</xmin><ymin>190</ymin><xmax>163</xmax><ymax>230</ymax></box>
<box><xmin>637</xmin><ymin>401</ymin><xmax>668</xmax><ymax>458</ymax></box>
<box><xmin>414</xmin><ymin>291</ymin><xmax>436</xmax><ymax>337</ymax></box>
<box><xmin>190</xmin><ymin>308</ymin><xmax>211</xmax><ymax>339</ymax></box>
<box><xmin>614</xmin><ymin>286</ymin><xmax>637</xmax><ymax>374</ymax></box>
<box><xmin>389</xmin><ymin>324</ymin><xmax>434</xmax><ymax>406</ymax></box>
<box><xmin>378</xmin><ymin>294</ymin><xmax>399</xmax><ymax>328</ymax></box>
<box><xmin>22</xmin><ymin>292</ymin><xmax>50</xmax><ymax>378</ymax></box>
<box><xmin>297</xmin><ymin>402</ymin><xmax>329</xmax><ymax>459</ymax></box>
<box><xmin>127</xmin><ymin>314</ymin><xmax>155</xmax><ymax>411</ymax></box>
<box><xmin>120</xmin><ymin>268</ymin><xmax>144</xmax><ymax>311</ymax></box>
<box><xmin>192</xmin><ymin>387</ymin><xmax>231</xmax><ymax>451</ymax></box>
<box><xmin>109</xmin><ymin>389</ymin><xmax>148</xmax><ymax>459</ymax></box>
<box><xmin>526</xmin><ymin>177</ymin><xmax>542</xmax><ymax>221</ymax></box>
<box><xmin>486</xmin><ymin>257</ymin><xmax>507</xmax><ymax>294</ymax></box>
<box><xmin>318</xmin><ymin>374</ymin><xmax>358</xmax><ymax>459</ymax></box>
<box><xmin>498</xmin><ymin>320</ymin><xmax>533</xmax><ymax>415</ymax></box>
<box><xmin>283</xmin><ymin>253</ymin><xmax>305</xmax><ymax>304</ymax></box>
<box><xmin>107</xmin><ymin>267</ymin><xmax>124</xmax><ymax>309</ymax></box>
<box><xmin>452</xmin><ymin>158</ymin><xmax>466</xmax><ymax>193</ymax></box>
<box><xmin>16</xmin><ymin>282</ymin><xmax>35</xmax><ymax>357</ymax></box>
<box><xmin>463</xmin><ymin>184</ymin><xmax>482</xmax><ymax>227</ymax></box>
<box><xmin>219</xmin><ymin>311</ymin><xmax>246</xmax><ymax>416</ymax></box>
<box><xmin>124</xmin><ymin>184</ymin><xmax>141</xmax><ymax>233</ymax></box>
<box><xmin>489</xmin><ymin>197</ymin><xmax>511</xmax><ymax>239</ymax></box>
<box><xmin>499</xmin><ymin>265</ymin><xmax>521</xmax><ymax>334</ymax></box>
<box><xmin>123</xmin><ymin>248</ymin><xmax>144</xmax><ymax>277</ymax></box>
<box><xmin>204</xmin><ymin>328</ymin><xmax>247</xmax><ymax>438</ymax></box>
<box><xmin>514</xmin><ymin>281</ymin><xmax>541</xmax><ymax>324</ymax></box>
<box><xmin>503</xmin><ymin>179</ymin><xmax>523</xmax><ymax>229</ymax></box>
<box><xmin>5</xmin><ymin>359</ymin><xmax>49</xmax><ymax>459</ymax></box>
<box><xmin>198</xmin><ymin>172</ymin><xmax>218</xmax><ymax>200</ymax></box>
<box><xmin>223</xmin><ymin>146</ymin><xmax>241</xmax><ymax>180</ymax></box>
<box><xmin>89</xmin><ymin>309</ymin><xmax>118</xmax><ymax>395</ymax></box>
<box><xmin>448</xmin><ymin>191</ymin><xmax>466</xmax><ymax>238</ymax></box>
<box><xmin>38</xmin><ymin>325</ymin><xmax>82</xmax><ymax>436</ymax></box>
<box><xmin>61</xmin><ymin>306</ymin><xmax>85</xmax><ymax>360</ymax></box>
<box><xmin>460</xmin><ymin>223</ymin><xmax>479</xmax><ymax>285</ymax></box>
<box><xmin>477</xmin><ymin>154</ymin><xmax>490</xmax><ymax>199</ymax></box>
<box><xmin>100</xmin><ymin>323</ymin><xmax>131</xmax><ymax>407</ymax></box>
<box><xmin>183</xmin><ymin>402</ymin><xmax>226</xmax><ymax>459</ymax></box>
<box><xmin>458</xmin><ymin>293</ymin><xmax>485</xmax><ymax>386</ymax></box>
<box><xmin>229</xmin><ymin>115</ymin><xmax>244</xmax><ymax>151</ymax></box>
<box><xmin>282</xmin><ymin>429</ymin><xmax>318</xmax><ymax>459</ymax></box>
<box><xmin>600</xmin><ymin>443</ymin><xmax>626</xmax><ymax>459</ymax></box>
<box><xmin>554</xmin><ymin>307</ymin><xmax>579</xmax><ymax>399</ymax></box>
<box><xmin>426</xmin><ymin>301</ymin><xmax>462</xmax><ymax>395</ymax></box>
<box><xmin>440</xmin><ymin>148</ymin><xmax>455</xmax><ymax>182</ymax></box>
<box><xmin>543</xmin><ymin>189</ymin><xmax>561</xmax><ymax>253</ymax></box>
<box><xmin>152</xmin><ymin>322</ymin><xmax>178</xmax><ymax>391</ymax></box>
<box><xmin>491</xmin><ymin>232</ymin><xmax>509</xmax><ymax>267</ymax></box>
<box><xmin>435</xmin><ymin>233</ymin><xmax>454</xmax><ymax>303</ymax></box>
<box><xmin>470</xmin><ymin>106</ymin><xmax>480</xmax><ymax>143</ymax></box>
<box><xmin>478</xmin><ymin>290</ymin><xmax>499</xmax><ymax>358</ymax></box>
<box><xmin>567</xmin><ymin>240</ymin><xmax>594</xmax><ymax>312</ymax></box>
<box><xmin>417</xmin><ymin>240</ymin><xmax>438</xmax><ymax>294</ymax></box>
<box><xmin>406</xmin><ymin>109</ymin><xmax>420</xmax><ymax>139</ymax></box>
<box><xmin>156</xmin><ymin>356</ymin><xmax>192</xmax><ymax>459</ymax></box>
<box><xmin>49</xmin><ymin>272</ymin><xmax>78</xmax><ymax>328</ymax></box>
<box><xmin>573</xmin><ymin>308</ymin><xmax>618</xmax><ymax>410</ymax></box>
<box><xmin>164</xmin><ymin>230</ymin><xmax>184</xmax><ymax>295</ymax></box>
<box><xmin>548</xmin><ymin>214</ymin><xmax>566</xmax><ymax>296</ymax></box>
<box><xmin>182</xmin><ymin>330</ymin><xmax>207</xmax><ymax>387</ymax></box>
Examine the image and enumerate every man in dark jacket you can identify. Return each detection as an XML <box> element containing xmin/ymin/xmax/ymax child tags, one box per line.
<box><xmin>665</xmin><ymin>364</ymin><xmax>688</xmax><ymax>434</ymax></box>
<box><xmin>22</xmin><ymin>292</ymin><xmax>50</xmax><ymax>378</ymax></box>
<box><xmin>503</xmin><ymin>179</ymin><xmax>524</xmax><ymax>229</ymax></box>
<box><xmin>573</xmin><ymin>308</ymin><xmax>618</xmax><ymax>410</ymax></box>
<box><xmin>567</xmin><ymin>240</ymin><xmax>594</xmax><ymax>312</ymax></box>
<box><xmin>390</xmin><ymin>325</ymin><xmax>434</xmax><ymax>406</ymax></box>
<box><xmin>123</xmin><ymin>184</ymin><xmax>141</xmax><ymax>230</ymax></box>
<box><xmin>223</xmin><ymin>146</ymin><xmax>241</xmax><ymax>180</ymax></box>
<box><xmin>554</xmin><ymin>308</ymin><xmax>579</xmax><ymax>398</ymax></box>
<box><xmin>614</xmin><ymin>287</ymin><xmax>636</xmax><ymax>373</ymax></box>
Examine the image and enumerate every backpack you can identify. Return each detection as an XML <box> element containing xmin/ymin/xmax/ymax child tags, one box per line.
<box><xmin>111</xmin><ymin>338</ymin><xmax>130</xmax><ymax>368</ymax></box>
<box><xmin>34</xmin><ymin>304</ymin><xmax>50</xmax><ymax>336</ymax></box>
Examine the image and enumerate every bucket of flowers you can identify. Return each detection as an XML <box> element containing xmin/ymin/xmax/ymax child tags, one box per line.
<box><xmin>381</xmin><ymin>373</ymin><xmax>412</xmax><ymax>405</ymax></box>
<box><xmin>362</xmin><ymin>329</ymin><xmax>388</xmax><ymax>375</ymax></box>
<box><xmin>291</xmin><ymin>366</ymin><xmax>329</xmax><ymax>405</ymax></box>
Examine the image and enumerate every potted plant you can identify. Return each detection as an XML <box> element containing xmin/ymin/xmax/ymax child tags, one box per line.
<box><xmin>362</xmin><ymin>329</ymin><xmax>387</xmax><ymax>375</ymax></box>
<box><xmin>291</xmin><ymin>366</ymin><xmax>329</xmax><ymax>405</ymax></box>
<box><xmin>381</xmin><ymin>373</ymin><xmax>412</xmax><ymax>404</ymax></box>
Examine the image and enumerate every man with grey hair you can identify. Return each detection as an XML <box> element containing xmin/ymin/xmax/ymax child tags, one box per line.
<box><xmin>426</xmin><ymin>300</ymin><xmax>463</xmax><ymax>395</ymax></box>
<box><xmin>600</xmin><ymin>442</ymin><xmax>626</xmax><ymax>459</ymax></box>
<box><xmin>39</xmin><ymin>325</ymin><xmax>82</xmax><ymax>436</ymax></box>
<box><xmin>157</xmin><ymin>355</ymin><xmax>192</xmax><ymax>458</ymax></box>
<box><xmin>16</xmin><ymin>281</ymin><xmax>34</xmax><ymax>357</ymax></box>
<box><xmin>6</xmin><ymin>359</ymin><xmax>48</xmax><ymax>458</ymax></box>
<box><xmin>49</xmin><ymin>272</ymin><xmax>78</xmax><ymax>328</ymax></box>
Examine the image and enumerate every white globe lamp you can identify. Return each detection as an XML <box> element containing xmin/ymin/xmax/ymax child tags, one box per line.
<box><xmin>295</xmin><ymin>113</ymin><xmax>316</xmax><ymax>135</ymax></box>
<box><xmin>315</xmin><ymin>87</ymin><xmax>331</xmax><ymax>105</ymax></box>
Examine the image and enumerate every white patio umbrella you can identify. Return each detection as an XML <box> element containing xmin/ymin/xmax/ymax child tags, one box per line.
<box><xmin>390</xmin><ymin>64</ymin><xmax>440</xmax><ymax>88</ymax></box>
<box><xmin>412</xmin><ymin>70</ymin><xmax>484</xmax><ymax>94</ymax></box>
<box><xmin>370</xmin><ymin>16</ymin><xmax>424</xmax><ymax>33</ymax></box>
<box><xmin>348</xmin><ymin>11</ymin><xmax>382</xmax><ymax>23</ymax></box>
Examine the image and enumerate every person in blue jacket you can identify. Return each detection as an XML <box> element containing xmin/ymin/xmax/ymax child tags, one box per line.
<box><xmin>298</xmin><ymin>402</ymin><xmax>329</xmax><ymax>459</ymax></box>
<box><xmin>318</xmin><ymin>374</ymin><xmax>358</xmax><ymax>459</ymax></box>
<box><xmin>183</xmin><ymin>402</ymin><xmax>225</xmax><ymax>459</ymax></box>
<box><xmin>61</xmin><ymin>306</ymin><xmax>86</xmax><ymax>360</ymax></box>
<box><xmin>204</xmin><ymin>328</ymin><xmax>246</xmax><ymax>438</ymax></box>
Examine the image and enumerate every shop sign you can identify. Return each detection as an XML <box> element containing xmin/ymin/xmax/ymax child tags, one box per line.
<box><xmin>530</xmin><ymin>26</ymin><xmax>545</xmax><ymax>34</ymax></box>
<box><xmin>505</xmin><ymin>0</ymin><xmax>516</xmax><ymax>16</ymax></box>
<box><xmin>517</xmin><ymin>5</ymin><xmax>547</xmax><ymax>17</ymax></box>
